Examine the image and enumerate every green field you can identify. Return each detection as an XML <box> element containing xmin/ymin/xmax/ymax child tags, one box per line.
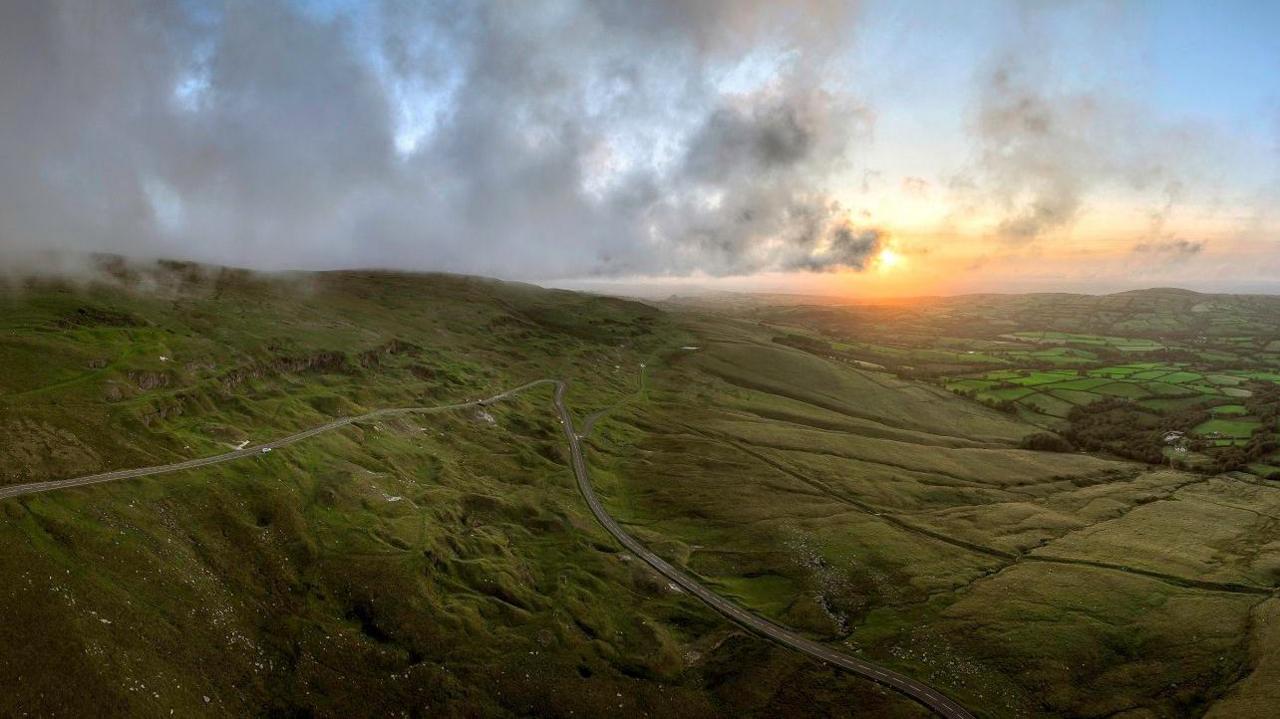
<box><xmin>1195</xmin><ymin>417</ymin><xmax>1263</xmax><ymax>438</ymax></box>
<box><xmin>936</xmin><ymin>357</ymin><xmax>1277</xmax><ymax>453</ymax></box>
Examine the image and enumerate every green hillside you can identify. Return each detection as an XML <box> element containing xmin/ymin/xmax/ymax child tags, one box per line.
<box><xmin>0</xmin><ymin>261</ymin><xmax>923</xmax><ymax>718</ymax></box>
<box><xmin>5</xmin><ymin>263</ymin><xmax>1280</xmax><ymax>717</ymax></box>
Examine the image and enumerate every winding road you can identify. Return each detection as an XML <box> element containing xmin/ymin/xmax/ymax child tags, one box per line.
<box><xmin>0</xmin><ymin>378</ymin><xmax>975</xmax><ymax>718</ymax></box>
<box><xmin>553</xmin><ymin>382</ymin><xmax>975</xmax><ymax>719</ymax></box>
<box><xmin>0</xmin><ymin>380</ymin><xmax>555</xmax><ymax>501</ymax></box>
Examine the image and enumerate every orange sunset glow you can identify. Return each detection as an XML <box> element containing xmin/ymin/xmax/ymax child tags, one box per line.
<box><xmin>8</xmin><ymin>3</ymin><xmax>1280</xmax><ymax>718</ymax></box>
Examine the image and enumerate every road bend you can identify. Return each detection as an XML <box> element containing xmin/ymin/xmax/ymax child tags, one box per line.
<box><xmin>553</xmin><ymin>381</ymin><xmax>976</xmax><ymax>719</ymax></box>
<box><xmin>0</xmin><ymin>377</ymin><xmax>977</xmax><ymax>718</ymax></box>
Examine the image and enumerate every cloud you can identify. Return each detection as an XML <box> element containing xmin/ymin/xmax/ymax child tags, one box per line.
<box><xmin>900</xmin><ymin>176</ymin><xmax>930</xmax><ymax>198</ymax></box>
<box><xmin>0</xmin><ymin>0</ymin><xmax>880</xmax><ymax>279</ymax></box>
<box><xmin>958</xmin><ymin>7</ymin><xmax>1218</xmax><ymax>246</ymax></box>
<box><xmin>785</xmin><ymin>222</ymin><xmax>883</xmax><ymax>272</ymax></box>
<box><xmin>1131</xmin><ymin>238</ymin><xmax>1205</xmax><ymax>259</ymax></box>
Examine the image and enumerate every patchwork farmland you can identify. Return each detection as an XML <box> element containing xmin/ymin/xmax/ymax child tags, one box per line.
<box><xmin>715</xmin><ymin>290</ymin><xmax>1280</xmax><ymax>475</ymax></box>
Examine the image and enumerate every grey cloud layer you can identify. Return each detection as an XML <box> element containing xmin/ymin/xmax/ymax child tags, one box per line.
<box><xmin>967</xmin><ymin>58</ymin><xmax>1207</xmax><ymax>244</ymax></box>
<box><xmin>1132</xmin><ymin>238</ymin><xmax>1204</xmax><ymax>258</ymax></box>
<box><xmin>0</xmin><ymin>0</ymin><xmax>878</xmax><ymax>278</ymax></box>
<box><xmin>952</xmin><ymin>2</ymin><xmax>1228</xmax><ymax>249</ymax></box>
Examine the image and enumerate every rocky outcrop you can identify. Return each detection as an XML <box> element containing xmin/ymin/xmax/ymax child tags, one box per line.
<box><xmin>128</xmin><ymin>370</ymin><xmax>173</xmax><ymax>390</ymax></box>
<box><xmin>357</xmin><ymin>339</ymin><xmax>420</xmax><ymax>368</ymax></box>
<box><xmin>140</xmin><ymin>398</ymin><xmax>187</xmax><ymax>427</ymax></box>
<box><xmin>219</xmin><ymin>351</ymin><xmax>350</xmax><ymax>393</ymax></box>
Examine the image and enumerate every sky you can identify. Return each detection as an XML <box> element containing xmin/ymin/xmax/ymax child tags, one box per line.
<box><xmin>2</xmin><ymin>1</ymin><xmax>1278</xmax><ymax>297</ymax></box>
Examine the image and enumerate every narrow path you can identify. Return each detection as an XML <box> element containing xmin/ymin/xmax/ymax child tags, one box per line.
<box><xmin>0</xmin><ymin>377</ymin><xmax>976</xmax><ymax>718</ymax></box>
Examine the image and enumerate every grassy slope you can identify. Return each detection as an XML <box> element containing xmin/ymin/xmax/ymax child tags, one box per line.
<box><xmin>10</xmin><ymin>266</ymin><xmax>1280</xmax><ymax>718</ymax></box>
<box><xmin>0</xmin><ymin>262</ymin><xmax>925</xmax><ymax>718</ymax></box>
<box><xmin>589</xmin><ymin>312</ymin><xmax>1278</xmax><ymax>718</ymax></box>
<box><xmin>0</xmin><ymin>264</ymin><xmax>665</xmax><ymax>483</ymax></box>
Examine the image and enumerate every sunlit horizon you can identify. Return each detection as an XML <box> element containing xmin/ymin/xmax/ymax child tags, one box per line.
<box><xmin>3</xmin><ymin>1</ymin><xmax>1278</xmax><ymax>297</ymax></box>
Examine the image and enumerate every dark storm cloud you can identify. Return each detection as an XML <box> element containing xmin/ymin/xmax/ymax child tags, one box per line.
<box><xmin>786</xmin><ymin>222</ymin><xmax>882</xmax><ymax>272</ymax></box>
<box><xmin>645</xmin><ymin>87</ymin><xmax>875</xmax><ymax>275</ymax></box>
<box><xmin>0</xmin><ymin>0</ymin><xmax>880</xmax><ymax>279</ymax></box>
<box><xmin>685</xmin><ymin>102</ymin><xmax>819</xmax><ymax>179</ymax></box>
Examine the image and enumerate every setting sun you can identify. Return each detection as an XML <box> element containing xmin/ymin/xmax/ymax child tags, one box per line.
<box><xmin>877</xmin><ymin>248</ymin><xmax>903</xmax><ymax>271</ymax></box>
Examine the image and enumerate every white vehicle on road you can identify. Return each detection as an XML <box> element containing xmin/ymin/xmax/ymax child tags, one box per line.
<box><xmin>260</xmin><ymin>447</ymin><xmax>272</xmax><ymax>454</ymax></box>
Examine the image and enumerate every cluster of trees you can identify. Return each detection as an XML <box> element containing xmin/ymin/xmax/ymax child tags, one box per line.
<box><xmin>1020</xmin><ymin>432</ymin><xmax>1074</xmax><ymax>452</ymax></box>
<box><xmin>1062</xmin><ymin>398</ymin><xmax>1208</xmax><ymax>465</ymax></box>
<box><xmin>1202</xmin><ymin>383</ymin><xmax>1280</xmax><ymax>473</ymax></box>
<box><xmin>1210</xmin><ymin>441</ymin><xmax>1277</xmax><ymax>474</ymax></box>
<box><xmin>1200</xmin><ymin>422</ymin><xmax>1279</xmax><ymax>474</ymax></box>
<box><xmin>773</xmin><ymin>333</ymin><xmax>832</xmax><ymax>354</ymax></box>
<box><xmin>1245</xmin><ymin>381</ymin><xmax>1280</xmax><ymax>425</ymax></box>
<box><xmin>1058</xmin><ymin>389</ymin><xmax>1280</xmax><ymax>473</ymax></box>
<box><xmin>897</xmin><ymin>366</ymin><xmax>950</xmax><ymax>380</ymax></box>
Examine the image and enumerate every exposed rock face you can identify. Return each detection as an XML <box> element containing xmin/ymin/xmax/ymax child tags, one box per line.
<box><xmin>272</xmin><ymin>351</ymin><xmax>349</xmax><ymax>375</ymax></box>
<box><xmin>102</xmin><ymin>383</ymin><xmax>126</xmax><ymax>402</ymax></box>
<box><xmin>214</xmin><ymin>340</ymin><xmax>419</xmax><ymax>393</ymax></box>
<box><xmin>112</xmin><ymin>340</ymin><xmax>430</xmax><ymax>427</ymax></box>
<box><xmin>357</xmin><ymin>339</ymin><xmax>420</xmax><ymax>369</ymax></box>
<box><xmin>128</xmin><ymin>370</ymin><xmax>172</xmax><ymax>390</ymax></box>
<box><xmin>140</xmin><ymin>397</ymin><xmax>188</xmax><ymax>427</ymax></box>
<box><xmin>120</xmin><ymin>339</ymin><xmax>412</xmax><ymax>404</ymax></box>
<box><xmin>219</xmin><ymin>351</ymin><xmax>350</xmax><ymax>393</ymax></box>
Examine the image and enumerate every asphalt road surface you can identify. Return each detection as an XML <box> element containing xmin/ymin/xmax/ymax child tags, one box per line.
<box><xmin>0</xmin><ymin>377</ymin><xmax>975</xmax><ymax>718</ymax></box>
<box><xmin>0</xmin><ymin>379</ymin><xmax>554</xmax><ymax>501</ymax></box>
<box><xmin>552</xmin><ymin>381</ymin><xmax>976</xmax><ymax>719</ymax></box>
